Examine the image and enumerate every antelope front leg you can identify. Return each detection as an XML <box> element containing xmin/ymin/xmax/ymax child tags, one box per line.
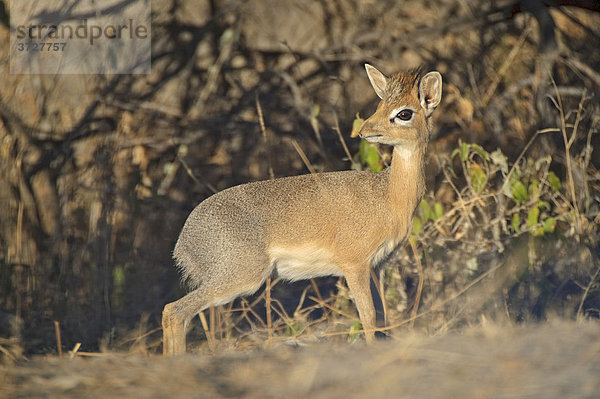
<box><xmin>344</xmin><ymin>267</ymin><xmax>376</xmax><ymax>343</ymax></box>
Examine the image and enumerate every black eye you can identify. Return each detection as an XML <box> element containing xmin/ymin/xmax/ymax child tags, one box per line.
<box><xmin>396</xmin><ymin>109</ymin><xmax>413</xmax><ymax>121</ymax></box>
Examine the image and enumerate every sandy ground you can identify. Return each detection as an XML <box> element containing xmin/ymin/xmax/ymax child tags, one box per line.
<box><xmin>2</xmin><ymin>321</ymin><xmax>599</xmax><ymax>398</ymax></box>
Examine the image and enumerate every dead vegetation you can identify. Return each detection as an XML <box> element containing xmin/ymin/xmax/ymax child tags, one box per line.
<box><xmin>2</xmin><ymin>321</ymin><xmax>599</xmax><ymax>398</ymax></box>
<box><xmin>0</xmin><ymin>0</ymin><xmax>599</xmax><ymax>386</ymax></box>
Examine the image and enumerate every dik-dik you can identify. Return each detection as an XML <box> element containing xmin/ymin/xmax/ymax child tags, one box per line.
<box><xmin>162</xmin><ymin>64</ymin><xmax>442</xmax><ymax>355</ymax></box>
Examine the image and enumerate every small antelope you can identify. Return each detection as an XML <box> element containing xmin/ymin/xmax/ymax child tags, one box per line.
<box><xmin>162</xmin><ymin>64</ymin><xmax>442</xmax><ymax>354</ymax></box>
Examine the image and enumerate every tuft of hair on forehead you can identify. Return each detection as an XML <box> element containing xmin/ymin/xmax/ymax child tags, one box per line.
<box><xmin>383</xmin><ymin>67</ymin><xmax>423</xmax><ymax>103</ymax></box>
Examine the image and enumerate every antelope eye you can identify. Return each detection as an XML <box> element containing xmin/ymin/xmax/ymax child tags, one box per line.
<box><xmin>396</xmin><ymin>109</ymin><xmax>413</xmax><ymax>121</ymax></box>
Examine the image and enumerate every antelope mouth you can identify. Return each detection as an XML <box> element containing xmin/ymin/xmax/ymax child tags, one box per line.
<box><xmin>363</xmin><ymin>134</ymin><xmax>384</xmax><ymax>143</ymax></box>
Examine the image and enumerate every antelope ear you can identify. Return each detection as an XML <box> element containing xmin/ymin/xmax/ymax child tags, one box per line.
<box><xmin>365</xmin><ymin>64</ymin><xmax>387</xmax><ymax>99</ymax></box>
<box><xmin>419</xmin><ymin>71</ymin><xmax>442</xmax><ymax>117</ymax></box>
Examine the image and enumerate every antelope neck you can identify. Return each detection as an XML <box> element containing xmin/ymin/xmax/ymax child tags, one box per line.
<box><xmin>388</xmin><ymin>144</ymin><xmax>426</xmax><ymax>221</ymax></box>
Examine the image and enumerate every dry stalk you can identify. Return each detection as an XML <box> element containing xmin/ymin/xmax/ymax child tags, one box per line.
<box><xmin>237</xmin><ymin>298</ymin><xmax>268</xmax><ymax>329</ymax></box>
<box><xmin>310</xmin><ymin>279</ymin><xmax>324</xmax><ymax>302</ymax></box>
<box><xmin>199</xmin><ymin>310</ymin><xmax>215</xmax><ymax>352</ymax></box>
<box><xmin>290</xmin><ymin>139</ymin><xmax>318</xmax><ymax>176</ymax></box>
<box><xmin>308</xmin><ymin>295</ymin><xmax>361</xmax><ymax>323</ymax></box>
<box><xmin>332</xmin><ymin>113</ymin><xmax>354</xmax><ymax>162</ymax></box>
<box><xmin>256</xmin><ymin>95</ymin><xmax>275</xmax><ymax>180</ymax></box>
<box><xmin>68</xmin><ymin>343</ymin><xmax>81</xmax><ymax>358</ymax></box>
<box><xmin>577</xmin><ymin>264</ymin><xmax>600</xmax><ymax>321</ymax></box>
<box><xmin>266</xmin><ymin>277</ymin><xmax>273</xmax><ymax>341</ymax></box>
<box><xmin>550</xmin><ymin>76</ymin><xmax>582</xmax><ymax>233</ymax></box>
<box><xmin>409</xmin><ymin>237</ymin><xmax>425</xmax><ymax>330</ymax></box>
<box><xmin>178</xmin><ymin>155</ymin><xmax>218</xmax><ymax>194</ymax></box>
<box><xmin>369</xmin><ymin>268</ymin><xmax>389</xmax><ymax>325</ymax></box>
<box><xmin>54</xmin><ymin>321</ymin><xmax>62</xmax><ymax>357</ymax></box>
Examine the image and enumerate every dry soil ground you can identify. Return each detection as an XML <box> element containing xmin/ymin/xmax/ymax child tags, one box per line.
<box><xmin>2</xmin><ymin>321</ymin><xmax>599</xmax><ymax>398</ymax></box>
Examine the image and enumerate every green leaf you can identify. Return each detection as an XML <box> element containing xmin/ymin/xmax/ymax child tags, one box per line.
<box><xmin>537</xmin><ymin>200</ymin><xmax>551</xmax><ymax>211</ymax></box>
<box><xmin>470</xmin><ymin>163</ymin><xmax>487</xmax><ymax>193</ymax></box>
<box><xmin>528</xmin><ymin>179</ymin><xmax>539</xmax><ymax>200</ymax></box>
<box><xmin>412</xmin><ymin>217</ymin><xmax>422</xmax><ymax>236</ymax></box>
<box><xmin>351</xmin><ymin>116</ymin><xmax>365</xmax><ymax>137</ymax></box>
<box><xmin>490</xmin><ymin>149</ymin><xmax>508</xmax><ymax>174</ymax></box>
<box><xmin>433</xmin><ymin>202</ymin><xmax>444</xmax><ymax>220</ymax></box>
<box><xmin>543</xmin><ymin>217</ymin><xmax>557</xmax><ymax>233</ymax></box>
<box><xmin>359</xmin><ymin>139</ymin><xmax>382</xmax><ymax>172</ymax></box>
<box><xmin>219</xmin><ymin>28</ymin><xmax>235</xmax><ymax>45</ymax></box>
<box><xmin>178</xmin><ymin>144</ymin><xmax>188</xmax><ymax>157</ymax></box>
<box><xmin>113</xmin><ymin>266</ymin><xmax>125</xmax><ymax>288</ymax></box>
<box><xmin>471</xmin><ymin>143</ymin><xmax>489</xmax><ymax>160</ymax></box>
<box><xmin>548</xmin><ymin>171</ymin><xmax>562</xmax><ymax>192</ymax></box>
<box><xmin>349</xmin><ymin>321</ymin><xmax>363</xmax><ymax>340</ymax></box>
<box><xmin>460</xmin><ymin>141</ymin><xmax>469</xmax><ymax>162</ymax></box>
<box><xmin>511</xmin><ymin>213</ymin><xmax>520</xmax><ymax>232</ymax></box>
<box><xmin>527</xmin><ymin>206</ymin><xmax>540</xmax><ymax>229</ymax></box>
<box><xmin>419</xmin><ymin>199</ymin><xmax>432</xmax><ymax>222</ymax></box>
<box><xmin>285</xmin><ymin>322</ymin><xmax>301</xmax><ymax>336</ymax></box>
<box><xmin>112</xmin><ymin>266</ymin><xmax>125</xmax><ymax>305</ymax></box>
<box><xmin>466</xmin><ymin>258</ymin><xmax>478</xmax><ymax>274</ymax></box>
<box><xmin>452</xmin><ymin>141</ymin><xmax>470</xmax><ymax>162</ymax></box>
<box><xmin>163</xmin><ymin>162</ymin><xmax>176</xmax><ymax>174</ymax></box>
<box><xmin>534</xmin><ymin>226</ymin><xmax>545</xmax><ymax>236</ymax></box>
<box><xmin>311</xmin><ymin>104</ymin><xmax>320</xmax><ymax>118</ymax></box>
<box><xmin>511</xmin><ymin>180</ymin><xmax>528</xmax><ymax>204</ymax></box>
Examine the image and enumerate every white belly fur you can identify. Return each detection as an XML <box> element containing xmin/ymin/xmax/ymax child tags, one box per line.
<box><xmin>269</xmin><ymin>245</ymin><xmax>343</xmax><ymax>281</ymax></box>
